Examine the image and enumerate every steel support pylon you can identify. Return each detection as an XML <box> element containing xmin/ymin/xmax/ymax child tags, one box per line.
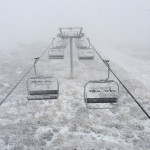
<box><xmin>70</xmin><ymin>37</ymin><xmax>73</xmax><ymax>79</ymax></box>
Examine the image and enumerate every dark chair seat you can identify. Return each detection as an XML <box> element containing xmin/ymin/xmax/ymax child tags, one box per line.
<box><xmin>86</xmin><ymin>97</ymin><xmax>117</xmax><ymax>103</ymax></box>
<box><xmin>79</xmin><ymin>56</ymin><xmax>94</xmax><ymax>60</ymax></box>
<box><xmin>49</xmin><ymin>55</ymin><xmax>64</xmax><ymax>59</ymax></box>
<box><xmin>77</xmin><ymin>46</ymin><xmax>88</xmax><ymax>49</ymax></box>
<box><xmin>30</xmin><ymin>90</ymin><xmax>58</xmax><ymax>95</ymax></box>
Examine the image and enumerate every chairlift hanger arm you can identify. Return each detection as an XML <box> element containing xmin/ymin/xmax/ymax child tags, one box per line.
<box><xmin>59</xmin><ymin>28</ymin><xmax>63</xmax><ymax>37</ymax></box>
<box><xmin>86</xmin><ymin>37</ymin><xmax>91</xmax><ymax>49</ymax></box>
<box><xmin>79</xmin><ymin>28</ymin><xmax>83</xmax><ymax>37</ymax></box>
<box><xmin>52</xmin><ymin>38</ymin><xmax>56</xmax><ymax>48</ymax></box>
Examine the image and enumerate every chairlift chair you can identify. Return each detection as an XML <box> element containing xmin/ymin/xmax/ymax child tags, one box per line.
<box><xmin>48</xmin><ymin>48</ymin><xmax>64</xmax><ymax>59</ymax></box>
<box><xmin>76</xmin><ymin>41</ymin><xmax>90</xmax><ymax>49</ymax></box>
<box><xmin>52</xmin><ymin>39</ymin><xmax>67</xmax><ymax>49</ymax></box>
<box><xmin>84</xmin><ymin>80</ymin><xmax>119</xmax><ymax>109</ymax></box>
<box><xmin>84</xmin><ymin>60</ymin><xmax>119</xmax><ymax>109</ymax></box>
<box><xmin>76</xmin><ymin>37</ymin><xmax>90</xmax><ymax>49</ymax></box>
<box><xmin>26</xmin><ymin>57</ymin><xmax>59</xmax><ymax>100</ymax></box>
<box><xmin>55</xmin><ymin>40</ymin><xmax>67</xmax><ymax>49</ymax></box>
<box><xmin>78</xmin><ymin>48</ymin><xmax>94</xmax><ymax>60</ymax></box>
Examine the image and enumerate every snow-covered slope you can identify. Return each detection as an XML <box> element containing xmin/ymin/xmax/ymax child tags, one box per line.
<box><xmin>0</xmin><ymin>45</ymin><xmax>150</xmax><ymax>150</ymax></box>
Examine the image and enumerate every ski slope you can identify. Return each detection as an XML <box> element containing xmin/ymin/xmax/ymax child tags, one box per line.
<box><xmin>0</xmin><ymin>45</ymin><xmax>150</xmax><ymax>150</ymax></box>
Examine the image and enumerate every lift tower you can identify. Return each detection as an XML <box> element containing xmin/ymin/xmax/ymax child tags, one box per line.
<box><xmin>58</xmin><ymin>27</ymin><xmax>83</xmax><ymax>79</ymax></box>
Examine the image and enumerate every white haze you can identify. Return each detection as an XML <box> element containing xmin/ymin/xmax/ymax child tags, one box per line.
<box><xmin>0</xmin><ymin>0</ymin><xmax>150</xmax><ymax>89</ymax></box>
<box><xmin>0</xmin><ymin>1</ymin><xmax>150</xmax><ymax>149</ymax></box>
<box><xmin>0</xmin><ymin>0</ymin><xmax>150</xmax><ymax>49</ymax></box>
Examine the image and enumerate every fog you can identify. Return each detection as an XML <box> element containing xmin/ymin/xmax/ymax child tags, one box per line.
<box><xmin>1</xmin><ymin>1</ymin><xmax>150</xmax><ymax>149</ymax></box>
<box><xmin>0</xmin><ymin>0</ymin><xmax>150</xmax><ymax>50</ymax></box>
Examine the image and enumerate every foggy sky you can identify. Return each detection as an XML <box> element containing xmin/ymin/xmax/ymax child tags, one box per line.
<box><xmin>0</xmin><ymin>0</ymin><xmax>150</xmax><ymax>49</ymax></box>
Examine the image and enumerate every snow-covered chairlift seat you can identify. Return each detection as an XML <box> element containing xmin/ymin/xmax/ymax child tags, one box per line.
<box><xmin>48</xmin><ymin>48</ymin><xmax>64</xmax><ymax>59</ymax></box>
<box><xmin>27</xmin><ymin>77</ymin><xmax>59</xmax><ymax>100</ymax></box>
<box><xmin>78</xmin><ymin>48</ymin><xmax>94</xmax><ymax>60</ymax></box>
<box><xmin>84</xmin><ymin>80</ymin><xmax>119</xmax><ymax>109</ymax></box>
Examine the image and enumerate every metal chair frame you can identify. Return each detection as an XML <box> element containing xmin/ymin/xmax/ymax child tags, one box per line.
<box><xmin>48</xmin><ymin>48</ymin><xmax>64</xmax><ymax>59</ymax></box>
<box><xmin>76</xmin><ymin>37</ymin><xmax>90</xmax><ymax>49</ymax></box>
<box><xmin>78</xmin><ymin>48</ymin><xmax>94</xmax><ymax>60</ymax></box>
<box><xmin>84</xmin><ymin>61</ymin><xmax>119</xmax><ymax>109</ymax></box>
<box><xmin>26</xmin><ymin>58</ymin><xmax>59</xmax><ymax>100</ymax></box>
<box><xmin>52</xmin><ymin>38</ymin><xmax>67</xmax><ymax>49</ymax></box>
<box><xmin>84</xmin><ymin>80</ymin><xmax>119</xmax><ymax>109</ymax></box>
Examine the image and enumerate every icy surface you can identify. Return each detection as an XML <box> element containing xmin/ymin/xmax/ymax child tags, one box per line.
<box><xmin>0</xmin><ymin>45</ymin><xmax>150</xmax><ymax>150</ymax></box>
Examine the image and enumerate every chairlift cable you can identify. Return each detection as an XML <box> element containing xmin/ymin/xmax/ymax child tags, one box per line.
<box><xmin>84</xmin><ymin>35</ymin><xmax>150</xmax><ymax>119</ymax></box>
<box><xmin>0</xmin><ymin>39</ymin><xmax>54</xmax><ymax>106</ymax></box>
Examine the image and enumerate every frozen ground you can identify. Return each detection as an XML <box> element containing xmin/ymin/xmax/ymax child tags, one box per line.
<box><xmin>0</xmin><ymin>44</ymin><xmax>150</xmax><ymax>150</ymax></box>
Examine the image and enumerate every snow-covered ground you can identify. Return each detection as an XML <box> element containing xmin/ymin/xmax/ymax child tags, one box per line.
<box><xmin>0</xmin><ymin>44</ymin><xmax>150</xmax><ymax>150</ymax></box>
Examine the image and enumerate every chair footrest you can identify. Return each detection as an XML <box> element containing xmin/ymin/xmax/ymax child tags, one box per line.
<box><xmin>79</xmin><ymin>57</ymin><xmax>94</xmax><ymax>60</ymax></box>
<box><xmin>86</xmin><ymin>97</ymin><xmax>117</xmax><ymax>103</ymax></box>
<box><xmin>49</xmin><ymin>56</ymin><xmax>64</xmax><ymax>59</ymax></box>
<box><xmin>30</xmin><ymin>90</ymin><xmax>58</xmax><ymax>95</ymax></box>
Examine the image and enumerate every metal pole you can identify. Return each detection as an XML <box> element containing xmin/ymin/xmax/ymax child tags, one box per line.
<box><xmin>70</xmin><ymin>37</ymin><xmax>73</xmax><ymax>79</ymax></box>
